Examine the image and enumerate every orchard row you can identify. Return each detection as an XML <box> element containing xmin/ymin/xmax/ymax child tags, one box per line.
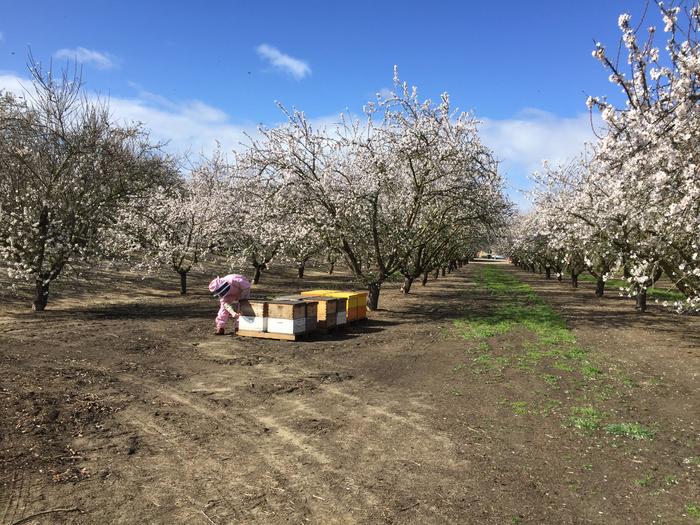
<box><xmin>502</xmin><ymin>3</ymin><xmax>700</xmax><ymax>313</ymax></box>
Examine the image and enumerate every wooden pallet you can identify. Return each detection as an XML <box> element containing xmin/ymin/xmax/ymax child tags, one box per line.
<box><xmin>236</xmin><ymin>330</ymin><xmax>306</xmax><ymax>341</ymax></box>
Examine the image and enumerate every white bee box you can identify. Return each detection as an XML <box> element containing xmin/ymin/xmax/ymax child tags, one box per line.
<box><xmin>238</xmin><ymin>316</ymin><xmax>266</xmax><ymax>332</ymax></box>
<box><xmin>267</xmin><ymin>317</ymin><xmax>306</xmax><ymax>335</ymax></box>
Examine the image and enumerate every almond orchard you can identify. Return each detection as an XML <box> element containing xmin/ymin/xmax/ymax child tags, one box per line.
<box><xmin>1</xmin><ymin>3</ymin><xmax>699</xmax><ymax>525</ymax></box>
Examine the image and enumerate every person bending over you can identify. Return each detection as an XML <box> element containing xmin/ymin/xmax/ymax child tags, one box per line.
<box><xmin>208</xmin><ymin>274</ymin><xmax>252</xmax><ymax>335</ymax></box>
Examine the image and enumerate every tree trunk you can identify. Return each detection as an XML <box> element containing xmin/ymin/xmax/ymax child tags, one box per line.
<box><xmin>367</xmin><ymin>283</ymin><xmax>381</xmax><ymax>310</ymax></box>
<box><xmin>179</xmin><ymin>270</ymin><xmax>188</xmax><ymax>295</ymax></box>
<box><xmin>557</xmin><ymin>273</ymin><xmax>563</xmax><ymax>282</ymax></box>
<box><xmin>401</xmin><ymin>276</ymin><xmax>414</xmax><ymax>294</ymax></box>
<box><xmin>441</xmin><ymin>267</ymin><xmax>446</xmax><ymax>277</ymax></box>
<box><xmin>328</xmin><ymin>261</ymin><xmax>335</xmax><ymax>275</ymax></box>
<box><xmin>538</xmin><ymin>265</ymin><xmax>543</xmax><ymax>275</ymax></box>
<box><xmin>545</xmin><ymin>267</ymin><xmax>551</xmax><ymax>279</ymax></box>
<box><xmin>635</xmin><ymin>289</ymin><xmax>647</xmax><ymax>312</ymax></box>
<box><xmin>421</xmin><ymin>271</ymin><xmax>429</xmax><ymax>286</ymax></box>
<box><xmin>433</xmin><ymin>269</ymin><xmax>440</xmax><ymax>279</ymax></box>
<box><xmin>297</xmin><ymin>263</ymin><xmax>305</xmax><ymax>279</ymax></box>
<box><xmin>253</xmin><ymin>265</ymin><xmax>262</xmax><ymax>284</ymax></box>
<box><xmin>595</xmin><ymin>278</ymin><xmax>605</xmax><ymax>297</ymax></box>
<box><xmin>32</xmin><ymin>279</ymin><xmax>50</xmax><ymax>312</ymax></box>
<box><xmin>571</xmin><ymin>271</ymin><xmax>579</xmax><ymax>288</ymax></box>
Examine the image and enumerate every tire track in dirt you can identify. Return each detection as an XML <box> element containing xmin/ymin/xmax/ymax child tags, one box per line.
<box><xmin>126</xmin><ymin>373</ymin><xmax>463</xmax><ymax>523</ymax></box>
<box><xmin>0</xmin><ymin>472</ymin><xmax>31</xmax><ymax>525</ymax></box>
<box><xmin>287</xmin><ymin>386</ymin><xmax>474</xmax><ymax>523</ymax></box>
<box><xmin>124</xmin><ymin>409</ymin><xmax>262</xmax><ymax>523</ymax></box>
<box><xmin>118</xmin><ymin>404</ymin><xmax>313</xmax><ymax>523</ymax></box>
<box><xmin>113</xmin><ymin>374</ymin><xmax>380</xmax><ymax>523</ymax></box>
<box><xmin>141</xmin><ymin>346</ymin><xmax>471</xmax><ymax>524</ymax></box>
<box><xmin>0</xmin><ymin>473</ymin><xmax>20</xmax><ymax>524</ymax></box>
<box><xmin>22</xmin><ymin>301</ymin><xmax>475</xmax><ymax>523</ymax></box>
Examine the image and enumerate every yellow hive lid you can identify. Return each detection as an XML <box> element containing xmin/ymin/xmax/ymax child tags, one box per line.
<box><xmin>300</xmin><ymin>290</ymin><xmax>366</xmax><ymax>307</ymax></box>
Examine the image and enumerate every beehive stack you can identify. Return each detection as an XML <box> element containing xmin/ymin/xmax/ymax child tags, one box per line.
<box><xmin>276</xmin><ymin>294</ymin><xmax>339</xmax><ymax>331</ymax></box>
<box><xmin>266</xmin><ymin>299</ymin><xmax>318</xmax><ymax>336</ymax></box>
<box><xmin>300</xmin><ymin>290</ymin><xmax>367</xmax><ymax>323</ymax></box>
<box><xmin>238</xmin><ymin>300</ymin><xmax>268</xmax><ymax>332</ymax></box>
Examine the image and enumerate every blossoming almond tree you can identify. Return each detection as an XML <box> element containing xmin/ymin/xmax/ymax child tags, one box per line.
<box><xmin>115</xmin><ymin>154</ymin><xmax>229</xmax><ymax>294</ymax></box>
<box><xmin>586</xmin><ymin>3</ymin><xmax>700</xmax><ymax>311</ymax></box>
<box><xmin>245</xmin><ymin>70</ymin><xmax>509</xmax><ymax>309</ymax></box>
<box><xmin>0</xmin><ymin>60</ymin><xmax>174</xmax><ymax>310</ymax></box>
<box><xmin>222</xmin><ymin>166</ymin><xmax>290</xmax><ymax>284</ymax></box>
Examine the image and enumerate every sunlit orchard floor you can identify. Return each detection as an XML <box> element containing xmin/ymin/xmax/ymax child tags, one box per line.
<box><xmin>0</xmin><ymin>262</ymin><xmax>698</xmax><ymax>524</ymax></box>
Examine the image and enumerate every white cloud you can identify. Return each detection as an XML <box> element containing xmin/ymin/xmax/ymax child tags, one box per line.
<box><xmin>0</xmin><ymin>32</ymin><xmax>4</xmax><ymax>43</ymax></box>
<box><xmin>107</xmin><ymin>94</ymin><xmax>256</xmax><ymax>156</ymax></box>
<box><xmin>0</xmin><ymin>73</ymin><xmax>26</xmax><ymax>96</ymax></box>
<box><xmin>256</xmin><ymin>44</ymin><xmax>311</xmax><ymax>79</ymax></box>
<box><xmin>480</xmin><ymin>108</ymin><xmax>603</xmax><ymax>207</ymax></box>
<box><xmin>376</xmin><ymin>87</ymin><xmax>394</xmax><ymax>100</ymax></box>
<box><xmin>54</xmin><ymin>47</ymin><xmax>118</xmax><ymax>70</ymax></box>
<box><xmin>0</xmin><ymin>72</ymin><xmax>256</xmax><ymax>156</ymax></box>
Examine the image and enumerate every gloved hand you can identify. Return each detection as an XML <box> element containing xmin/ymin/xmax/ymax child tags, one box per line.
<box><xmin>224</xmin><ymin>303</ymin><xmax>238</xmax><ymax>316</ymax></box>
<box><xmin>215</xmin><ymin>327</ymin><xmax>225</xmax><ymax>335</ymax></box>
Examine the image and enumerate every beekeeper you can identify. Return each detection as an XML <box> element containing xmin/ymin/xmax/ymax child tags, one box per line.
<box><xmin>208</xmin><ymin>274</ymin><xmax>252</xmax><ymax>335</ymax></box>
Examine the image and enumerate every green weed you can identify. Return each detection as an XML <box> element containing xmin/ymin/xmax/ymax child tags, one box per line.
<box><xmin>554</xmin><ymin>361</ymin><xmax>575</xmax><ymax>372</ymax></box>
<box><xmin>579</xmin><ymin>274</ymin><xmax>684</xmax><ymax>302</ymax></box>
<box><xmin>685</xmin><ymin>503</ymin><xmax>700</xmax><ymax>523</ymax></box>
<box><xmin>664</xmin><ymin>474</ymin><xmax>678</xmax><ymax>486</ymax></box>
<box><xmin>604</xmin><ymin>422</ymin><xmax>655</xmax><ymax>440</ymax></box>
<box><xmin>542</xmin><ymin>374</ymin><xmax>560</xmax><ymax>386</ymax></box>
<box><xmin>495</xmin><ymin>356</ymin><xmax>510</xmax><ymax>368</ymax></box>
<box><xmin>581</xmin><ymin>364</ymin><xmax>602</xmax><ymax>378</ymax></box>
<box><xmin>561</xmin><ymin>346</ymin><xmax>588</xmax><ymax>361</ymax></box>
<box><xmin>511</xmin><ymin>401</ymin><xmax>529</xmax><ymax>415</ymax></box>
<box><xmin>539</xmin><ymin>399</ymin><xmax>562</xmax><ymax>415</ymax></box>
<box><xmin>620</xmin><ymin>375</ymin><xmax>636</xmax><ymax>388</ymax></box>
<box><xmin>566</xmin><ymin>406</ymin><xmax>603</xmax><ymax>433</ymax></box>
<box><xmin>635</xmin><ymin>474</ymin><xmax>653</xmax><ymax>487</ymax></box>
<box><xmin>454</xmin><ymin>318</ymin><xmax>513</xmax><ymax>340</ymax></box>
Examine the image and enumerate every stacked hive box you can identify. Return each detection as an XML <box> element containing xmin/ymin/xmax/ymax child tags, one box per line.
<box><xmin>300</xmin><ymin>290</ymin><xmax>367</xmax><ymax>322</ymax></box>
<box><xmin>276</xmin><ymin>294</ymin><xmax>340</xmax><ymax>330</ymax></box>
<box><xmin>266</xmin><ymin>299</ymin><xmax>318</xmax><ymax>336</ymax></box>
<box><xmin>238</xmin><ymin>300</ymin><xmax>268</xmax><ymax>332</ymax></box>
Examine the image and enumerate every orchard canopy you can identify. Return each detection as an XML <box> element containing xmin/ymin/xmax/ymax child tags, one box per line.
<box><xmin>0</xmin><ymin>64</ymin><xmax>511</xmax><ymax>310</ymax></box>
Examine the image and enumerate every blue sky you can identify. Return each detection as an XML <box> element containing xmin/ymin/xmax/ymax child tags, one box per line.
<box><xmin>0</xmin><ymin>1</ymin><xmax>653</xmax><ymax>205</ymax></box>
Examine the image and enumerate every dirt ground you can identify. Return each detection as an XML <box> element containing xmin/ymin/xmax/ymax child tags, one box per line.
<box><xmin>1</xmin><ymin>262</ymin><xmax>698</xmax><ymax>524</ymax></box>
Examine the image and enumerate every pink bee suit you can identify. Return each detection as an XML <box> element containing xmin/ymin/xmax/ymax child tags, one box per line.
<box><xmin>208</xmin><ymin>274</ymin><xmax>252</xmax><ymax>330</ymax></box>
